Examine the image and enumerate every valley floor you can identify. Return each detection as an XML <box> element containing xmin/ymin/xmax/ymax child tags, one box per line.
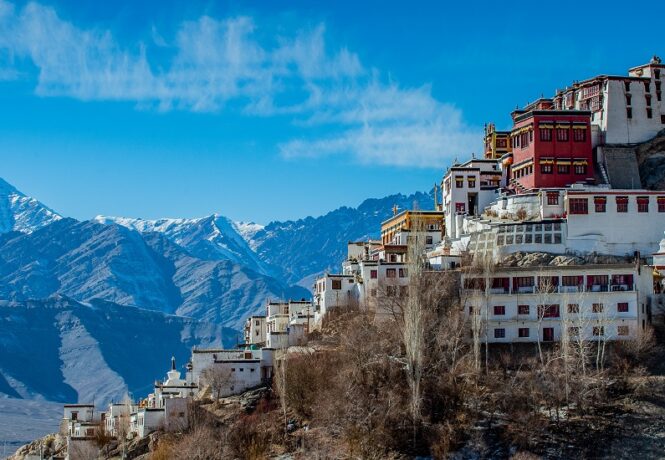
<box><xmin>0</xmin><ymin>398</ymin><xmax>61</xmax><ymax>457</ymax></box>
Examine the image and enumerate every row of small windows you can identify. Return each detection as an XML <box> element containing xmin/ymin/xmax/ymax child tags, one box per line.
<box><xmin>230</xmin><ymin>367</ymin><xmax>256</xmax><ymax>372</ymax></box>
<box><xmin>476</xmin><ymin>302</ymin><xmax>630</xmax><ymax>317</ymax></box>
<box><xmin>569</xmin><ymin>196</ymin><xmax>665</xmax><ymax>214</ymax></box>
<box><xmin>626</xmin><ymin>108</ymin><xmax>665</xmax><ymax>121</ymax></box>
<box><xmin>512</xmin><ymin>126</ymin><xmax>587</xmax><ymax>149</ymax></box>
<box><xmin>492</xmin><ymin>325</ymin><xmax>629</xmax><ymax>339</ymax></box>
<box><xmin>454</xmin><ymin>176</ymin><xmax>476</xmax><ymax>188</ymax></box>
<box><xmin>512</xmin><ymin>162</ymin><xmax>587</xmax><ymax>179</ymax></box>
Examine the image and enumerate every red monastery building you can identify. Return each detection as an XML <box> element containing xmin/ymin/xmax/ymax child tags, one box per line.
<box><xmin>507</xmin><ymin>100</ymin><xmax>593</xmax><ymax>192</ymax></box>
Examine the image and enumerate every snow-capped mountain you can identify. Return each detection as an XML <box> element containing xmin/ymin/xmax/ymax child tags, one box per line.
<box><xmin>0</xmin><ymin>177</ymin><xmax>61</xmax><ymax>234</ymax></box>
<box><xmin>94</xmin><ymin>214</ymin><xmax>274</xmax><ymax>277</ymax></box>
<box><xmin>0</xmin><ymin>218</ymin><xmax>308</xmax><ymax>329</ymax></box>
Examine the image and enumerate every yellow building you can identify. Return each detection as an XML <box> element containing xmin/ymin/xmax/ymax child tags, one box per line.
<box><xmin>380</xmin><ymin>210</ymin><xmax>444</xmax><ymax>245</ymax></box>
<box><xmin>484</xmin><ymin>122</ymin><xmax>512</xmax><ymax>159</ymax></box>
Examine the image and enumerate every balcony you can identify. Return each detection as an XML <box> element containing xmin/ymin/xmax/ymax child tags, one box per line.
<box><xmin>463</xmin><ymin>284</ymin><xmax>635</xmax><ymax>296</ymax></box>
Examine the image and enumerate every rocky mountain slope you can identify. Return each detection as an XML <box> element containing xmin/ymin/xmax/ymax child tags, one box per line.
<box><xmin>0</xmin><ymin>217</ymin><xmax>307</xmax><ymax>329</ymax></box>
<box><xmin>247</xmin><ymin>191</ymin><xmax>435</xmax><ymax>287</ymax></box>
<box><xmin>0</xmin><ymin>296</ymin><xmax>232</xmax><ymax>403</ymax></box>
<box><xmin>0</xmin><ymin>296</ymin><xmax>234</xmax><ymax>448</ymax></box>
<box><xmin>636</xmin><ymin>129</ymin><xmax>665</xmax><ymax>190</ymax></box>
<box><xmin>0</xmin><ymin>177</ymin><xmax>61</xmax><ymax>234</ymax></box>
<box><xmin>94</xmin><ymin>215</ymin><xmax>275</xmax><ymax>277</ymax></box>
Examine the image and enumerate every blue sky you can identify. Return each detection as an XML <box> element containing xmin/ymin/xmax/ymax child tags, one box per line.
<box><xmin>0</xmin><ymin>0</ymin><xmax>663</xmax><ymax>223</ymax></box>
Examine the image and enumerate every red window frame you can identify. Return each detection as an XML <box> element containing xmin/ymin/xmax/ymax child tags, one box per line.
<box><xmin>370</xmin><ymin>270</ymin><xmax>378</xmax><ymax>279</ymax></box>
<box><xmin>540</xmin><ymin>128</ymin><xmax>552</xmax><ymax>141</ymax></box>
<box><xmin>637</xmin><ymin>197</ymin><xmax>649</xmax><ymax>213</ymax></box>
<box><xmin>493</xmin><ymin>305</ymin><xmax>506</xmax><ymax>315</ymax></box>
<box><xmin>518</xmin><ymin>328</ymin><xmax>530</xmax><ymax>338</ymax></box>
<box><xmin>617</xmin><ymin>302</ymin><xmax>629</xmax><ymax>313</ymax></box>
<box><xmin>386</xmin><ymin>268</ymin><xmax>397</xmax><ymax>278</ymax></box>
<box><xmin>518</xmin><ymin>304</ymin><xmax>529</xmax><ymax>315</ymax></box>
<box><xmin>616</xmin><ymin>196</ymin><xmax>628</xmax><ymax>213</ymax></box>
<box><xmin>594</xmin><ymin>196</ymin><xmax>606</xmax><ymax>213</ymax></box>
<box><xmin>658</xmin><ymin>197</ymin><xmax>665</xmax><ymax>212</ymax></box>
<box><xmin>556</xmin><ymin>128</ymin><xmax>569</xmax><ymax>141</ymax></box>
<box><xmin>546</xmin><ymin>192</ymin><xmax>559</xmax><ymax>206</ymax></box>
<box><xmin>538</xmin><ymin>304</ymin><xmax>560</xmax><ymax>318</ymax></box>
<box><xmin>569</xmin><ymin>198</ymin><xmax>588</xmax><ymax>215</ymax></box>
<box><xmin>573</xmin><ymin>128</ymin><xmax>586</xmax><ymax>142</ymax></box>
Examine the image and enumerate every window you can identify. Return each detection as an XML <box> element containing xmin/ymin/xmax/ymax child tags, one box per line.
<box><xmin>518</xmin><ymin>328</ymin><xmax>530</xmax><ymax>338</ymax></box>
<box><xmin>538</xmin><ymin>304</ymin><xmax>560</xmax><ymax>318</ymax></box>
<box><xmin>540</xmin><ymin>128</ymin><xmax>552</xmax><ymax>141</ymax></box>
<box><xmin>616</xmin><ymin>196</ymin><xmax>628</xmax><ymax>213</ymax></box>
<box><xmin>573</xmin><ymin>128</ymin><xmax>586</xmax><ymax>142</ymax></box>
<box><xmin>569</xmin><ymin>198</ymin><xmax>588</xmax><ymax>214</ymax></box>
<box><xmin>468</xmin><ymin>306</ymin><xmax>475</xmax><ymax>315</ymax></box>
<box><xmin>592</xmin><ymin>303</ymin><xmax>604</xmax><ymax>313</ymax></box>
<box><xmin>568</xmin><ymin>304</ymin><xmax>580</xmax><ymax>314</ymax></box>
<box><xmin>468</xmin><ymin>178</ymin><xmax>476</xmax><ymax>188</ymax></box>
<box><xmin>645</xmin><ymin>81</ymin><xmax>651</xmax><ymax>92</ymax></box>
<box><xmin>231</xmin><ymin>368</ymin><xmax>236</xmax><ymax>372</ymax></box>
<box><xmin>455</xmin><ymin>177</ymin><xmax>463</xmax><ymax>188</ymax></box>
<box><xmin>386</xmin><ymin>286</ymin><xmax>397</xmax><ymax>297</ymax></box>
<box><xmin>514</xmin><ymin>276</ymin><xmax>534</xmax><ymax>288</ymax></box>
<box><xmin>662</xmin><ymin>115</ymin><xmax>665</xmax><ymax>124</ymax></box>
<box><xmin>593</xmin><ymin>326</ymin><xmax>604</xmax><ymax>336</ymax></box>
<box><xmin>646</xmin><ymin>94</ymin><xmax>652</xmax><ymax>106</ymax></box>
<box><xmin>239</xmin><ymin>368</ymin><xmax>244</xmax><ymax>372</ymax></box>
<box><xmin>332</xmin><ymin>279</ymin><xmax>342</xmax><ymax>290</ymax></box>
<box><xmin>494</xmin><ymin>328</ymin><xmax>506</xmax><ymax>339</ymax></box>
<box><xmin>656</xmin><ymin>69</ymin><xmax>661</xmax><ymax>79</ymax></box>
<box><xmin>594</xmin><ymin>196</ymin><xmax>606</xmax><ymax>212</ymax></box>
<box><xmin>624</xmin><ymin>81</ymin><xmax>631</xmax><ymax>92</ymax></box>
<box><xmin>556</xmin><ymin>128</ymin><xmax>569</xmax><ymax>141</ymax></box>
<box><xmin>618</xmin><ymin>302</ymin><xmax>629</xmax><ymax>313</ymax></box>
<box><xmin>541</xmin><ymin>164</ymin><xmax>553</xmax><ymax>174</ymax></box>
<box><xmin>618</xmin><ymin>326</ymin><xmax>629</xmax><ymax>336</ymax></box>
<box><xmin>255</xmin><ymin>320</ymin><xmax>260</xmax><ymax>326</ymax></box>
<box><xmin>626</xmin><ymin>94</ymin><xmax>632</xmax><ymax>105</ymax></box>
<box><xmin>557</xmin><ymin>164</ymin><xmax>570</xmax><ymax>174</ymax></box>
<box><xmin>386</xmin><ymin>268</ymin><xmax>397</xmax><ymax>278</ymax></box>
<box><xmin>627</xmin><ymin>107</ymin><xmax>632</xmax><ymax>119</ymax></box>
<box><xmin>637</xmin><ymin>196</ymin><xmax>649</xmax><ymax>212</ymax></box>
<box><xmin>518</xmin><ymin>304</ymin><xmax>530</xmax><ymax>315</ymax></box>
<box><xmin>547</xmin><ymin>192</ymin><xmax>559</xmax><ymax>205</ymax></box>
<box><xmin>493</xmin><ymin>305</ymin><xmax>506</xmax><ymax>315</ymax></box>
<box><xmin>647</xmin><ymin>108</ymin><xmax>653</xmax><ymax>119</ymax></box>
<box><xmin>399</xmin><ymin>268</ymin><xmax>408</xmax><ymax>278</ymax></box>
<box><xmin>455</xmin><ymin>202</ymin><xmax>466</xmax><ymax>213</ymax></box>
<box><xmin>568</xmin><ymin>326</ymin><xmax>579</xmax><ymax>336</ymax></box>
<box><xmin>658</xmin><ymin>197</ymin><xmax>665</xmax><ymax>212</ymax></box>
<box><xmin>370</xmin><ymin>270</ymin><xmax>378</xmax><ymax>279</ymax></box>
<box><xmin>370</xmin><ymin>288</ymin><xmax>377</xmax><ymax>297</ymax></box>
<box><xmin>426</xmin><ymin>236</ymin><xmax>433</xmax><ymax>245</ymax></box>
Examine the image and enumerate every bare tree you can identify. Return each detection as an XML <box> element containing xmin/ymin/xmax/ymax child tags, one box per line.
<box><xmin>274</xmin><ymin>349</ymin><xmax>289</xmax><ymax>436</ymax></box>
<box><xmin>201</xmin><ymin>366</ymin><xmax>236</xmax><ymax>400</ymax></box>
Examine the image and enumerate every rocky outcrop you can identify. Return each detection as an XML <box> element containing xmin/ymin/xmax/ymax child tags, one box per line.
<box><xmin>498</xmin><ymin>251</ymin><xmax>630</xmax><ymax>267</ymax></box>
<box><xmin>8</xmin><ymin>433</ymin><xmax>66</xmax><ymax>460</ymax></box>
<box><xmin>635</xmin><ymin>129</ymin><xmax>665</xmax><ymax>190</ymax></box>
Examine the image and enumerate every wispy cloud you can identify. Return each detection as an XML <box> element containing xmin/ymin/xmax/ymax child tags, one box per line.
<box><xmin>0</xmin><ymin>0</ymin><xmax>481</xmax><ymax>167</ymax></box>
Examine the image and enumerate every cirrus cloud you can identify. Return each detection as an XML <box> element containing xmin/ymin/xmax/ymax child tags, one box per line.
<box><xmin>0</xmin><ymin>0</ymin><xmax>481</xmax><ymax>167</ymax></box>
